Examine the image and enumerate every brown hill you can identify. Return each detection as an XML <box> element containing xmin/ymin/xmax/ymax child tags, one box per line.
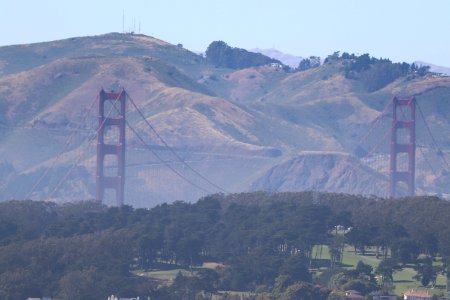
<box><xmin>250</xmin><ymin>151</ymin><xmax>389</xmax><ymax>197</ymax></box>
<box><xmin>0</xmin><ymin>33</ymin><xmax>449</xmax><ymax>205</ymax></box>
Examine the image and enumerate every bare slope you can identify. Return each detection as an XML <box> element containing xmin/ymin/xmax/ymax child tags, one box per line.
<box><xmin>0</xmin><ymin>33</ymin><xmax>449</xmax><ymax>205</ymax></box>
<box><xmin>0</xmin><ymin>35</ymin><xmax>283</xmax><ymax>205</ymax></box>
<box><xmin>250</xmin><ymin>151</ymin><xmax>389</xmax><ymax>197</ymax></box>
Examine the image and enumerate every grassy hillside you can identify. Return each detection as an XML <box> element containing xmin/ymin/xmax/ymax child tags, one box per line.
<box><xmin>0</xmin><ymin>33</ymin><xmax>449</xmax><ymax>205</ymax></box>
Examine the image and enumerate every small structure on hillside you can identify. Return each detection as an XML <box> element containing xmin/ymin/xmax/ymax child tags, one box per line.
<box><xmin>403</xmin><ymin>290</ymin><xmax>432</xmax><ymax>300</ymax></box>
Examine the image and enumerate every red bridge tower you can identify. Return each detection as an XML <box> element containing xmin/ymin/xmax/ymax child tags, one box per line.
<box><xmin>389</xmin><ymin>96</ymin><xmax>416</xmax><ymax>198</ymax></box>
<box><xmin>96</xmin><ymin>89</ymin><xmax>126</xmax><ymax>206</ymax></box>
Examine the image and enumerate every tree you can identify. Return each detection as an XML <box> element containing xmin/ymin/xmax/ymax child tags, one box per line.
<box><xmin>298</xmin><ymin>58</ymin><xmax>311</xmax><ymax>71</ymax></box>
<box><xmin>1</xmin><ymin>193</ymin><xmax>450</xmax><ymax>298</ymax></box>
<box><xmin>297</xmin><ymin>56</ymin><xmax>321</xmax><ymax>71</ymax></box>
<box><xmin>278</xmin><ymin>282</ymin><xmax>329</xmax><ymax>300</ymax></box>
<box><xmin>0</xmin><ymin>267</ymin><xmax>42</xmax><ymax>300</ymax></box>
<box><xmin>309</xmin><ymin>56</ymin><xmax>321</xmax><ymax>68</ymax></box>
<box><xmin>169</xmin><ymin>272</ymin><xmax>202</xmax><ymax>300</ymax></box>
<box><xmin>205</xmin><ymin>41</ymin><xmax>231</xmax><ymax>68</ymax></box>
<box><xmin>197</xmin><ymin>268</ymin><xmax>219</xmax><ymax>299</ymax></box>
<box><xmin>279</xmin><ymin>254</ymin><xmax>312</xmax><ymax>283</ymax></box>
<box><xmin>355</xmin><ymin>261</ymin><xmax>373</xmax><ymax>277</ymax></box>
<box><xmin>328</xmin><ymin>272</ymin><xmax>350</xmax><ymax>290</ymax></box>
<box><xmin>324</xmin><ymin>51</ymin><xmax>340</xmax><ymax>63</ymax></box>
<box><xmin>329</xmin><ymin>236</ymin><xmax>345</xmax><ymax>268</ymax></box>
<box><xmin>414</xmin><ymin>257</ymin><xmax>438</xmax><ymax>288</ymax></box>
<box><xmin>57</xmin><ymin>268</ymin><xmax>103</xmax><ymax>300</ymax></box>
<box><xmin>341</xmin><ymin>52</ymin><xmax>413</xmax><ymax>91</ymax></box>
<box><xmin>138</xmin><ymin>231</ymin><xmax>163</xmax><ymax>270</ymax></box>
<box><xmin>376</xmin><ymin>259</ymin><xmax>398</xmax><ymax>284</ymax></box>
<box><xmin>391</xmin><ymin>238</ymin><xmax>419</xmax><ymax>264</ymax></box>
<box><xmin>412</xmin><ymin>64</ymin><xmax>430</xmax><ymax>76</ymax></box>
<box><xmin>205</xmin><ymin>41</ymin><xmax>282</xmax><ymax>69</ymax></box>
<box><xmin>176</xmin><ymin>236</ymin><xmax>203</xmax><ymax>267</ymax></box>
<box><xmin>341</xmin><ymin>279</ymin><xmax>377</xmax><ymax>296</ymax></box>
<box><xmin>327</xmin><ymin>290</ymin><xmax>347</xmax><ymax>300</ymax></box>
<box><xmin>345</xmin><ymin>225</ymin><xmax>376</xmax><ymax>255</ymax></box>
<box><xmin>377</xmin><ymin>223</ymin><xmax>408</xmax><ymax>259</ymax></box>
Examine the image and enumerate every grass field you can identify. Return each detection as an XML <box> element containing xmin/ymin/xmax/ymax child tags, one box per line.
<box><xmin>133</xmin><ymin>262</ymin><xmax>221</xmax><ymax>282</ymax></box>
<box><xmin>312</xmin><ymin>245</ymin><xmax>448</xmax><ymax>297</ymax></box>
<box><xmin>133</xmin><ymin>268</ymin><xmax>188</xmax><ymax>281</ymax></box>
<box><xmin>135</xmin><ymin>246</ymin><xmax>448</xmax><ymax>298</ymax></box>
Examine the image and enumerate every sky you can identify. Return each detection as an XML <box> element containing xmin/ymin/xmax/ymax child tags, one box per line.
<box><xmin>0</xmin><ymin>0</ymin><xmax>449</xmax><ymax>66</ymax></box>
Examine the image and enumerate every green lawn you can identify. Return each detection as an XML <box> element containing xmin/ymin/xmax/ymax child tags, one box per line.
<box><xmin>341</xmin><ymin>246</ymin><xmax>381</xmax><ymax>269</ymax></box>
<box><xmin>133</xmin><ymin>268</ymin><xmax>188</xmax><ymax>281</ymax></box>
<box><xmin>135</xmin><ymin>246</ymin><xmax>449</xmax><ymax>298</ymax></box>
<box><xmin>392</xmin><ymin>268</ymin><xmax>447</xmax><ymax>297</ymax></box>
<box><xmin>133</xmin><ymin>262</ymin><xmax>220</xmax><ymax>282</ymax></box>
<box><xmin>324</xmin><ymin>245</ymin><xmax>449</xmax><ymax>297</ymax></box>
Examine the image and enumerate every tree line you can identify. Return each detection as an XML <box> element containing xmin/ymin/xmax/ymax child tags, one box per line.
<box><xmin>205</xmin><ymin>41</ymin><xmax>285</xmax><ymax>70</ymax></box>
<box><xmin>322</xmin><ymin>51</ymin><xmax>431</xmax><ymax>91</ymax></box>
<box><xmin>0</xmin><ymin>192</ymin><xmax>449</xmax><ymax>299</ymax></box>
<box><xmin>205</xmin><ymin>40</ymin><xmax>432</xmax><ymax>94</ymax></box>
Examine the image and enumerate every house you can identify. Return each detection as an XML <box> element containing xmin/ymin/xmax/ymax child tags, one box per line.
<box><xmin>269</xmin><ymin>62</ymin><xmax>283</xmax><ymax>69</ymax></box>
<box><xmin>403</xmin><ymin>290</ymin><xmax>432</xmax><ymax>300</ymax></box>
<box><xmin>345</xmin><ymin>290</ymin><xmax>365</xmax><ymax>300</ymax></box>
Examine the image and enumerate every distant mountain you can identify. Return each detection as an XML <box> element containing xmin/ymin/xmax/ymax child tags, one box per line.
<box><xmin>0</xmin><ymin>33</ymin><xmax>449</xmax><ymax>206</ymax></box>
<box><xmin>415</xmin><ymin>61</ymin><xmax>450</xmax><ymax>75</ymax></box>
<box><xmin>249</xmin><ymin>48</ymin><xmax>303</xmax><ymax>68</ymax></box>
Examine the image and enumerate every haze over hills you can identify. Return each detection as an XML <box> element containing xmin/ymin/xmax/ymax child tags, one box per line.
<box><xmin>0</xmin><ymin>33</ymin><xmax>449</xmax><ymax>206</ymax></box>
<box><xmin>249</xmin><ymin>48</ymin><xmax>303</xmax><ymax>68</ymax></box>
<box><xmin>251</xmin><ymin>49</ymin><xmax>450</xmax><ymax>76</ymax></box>
<box><xmin>415</xmin><ymin>61</ymin><xmax>450</xmax><ymax>76</ymax></box>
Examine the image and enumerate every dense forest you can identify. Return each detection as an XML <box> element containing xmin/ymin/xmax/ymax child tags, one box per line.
<box><xmin>0</xmin><ymin>192</ymin><xmax>449</xmax><ymax>299</ymax></box>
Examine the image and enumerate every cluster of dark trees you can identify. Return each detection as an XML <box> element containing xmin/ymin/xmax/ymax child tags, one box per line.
<box><xmin>324</xmin><ymin>51</ymin><xmax>431</xmax><ymax>91</ymax></box>
<box><xmin>205</xmin><ymin>41</ymin><xmax>284</xmax><ymax>70</ymax></box>
<box><xmin>297</xmin><ymin>56</ymin><xmax>321</xmax><ymax>71</ymax></box>
<box><xmin>204</xmin><ymin>40</ymin><xmax>432</xmax><ymax>94</ymax></box>
<box><xmin>0</xmin><ymin>192</ymin><xmax>449</xmax><ymax>299</ymax></box>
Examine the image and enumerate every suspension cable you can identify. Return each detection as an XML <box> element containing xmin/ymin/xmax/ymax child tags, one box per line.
<box><xmin>342</xmin><ymin>107</ymin><xmax>399</xmax><ymax>188</ymax></box>
<box><xmin>352</xmin><ymin>100</ymin><xmax>392</xmax><ymax>154</ymax></box>
<box><xmin>105</xmin><ymin>94</ymin><xmax>215</xmax><ymax>194</ymax></box>
<box><xmin>417</xmin><ymin>145</ymin><xmax>439</xmax><ymax>179</ymax></box>
<box><xmin>126</xmin><ymin>93</ymin><xmax>229</xmax><ymax>193</ymax></box>
<box><xmin>48</xmin><ymin>91</ymin><xmax>123</xmax><ymax>199</ymax></box>
<box><xmin>416</xmin><ymin>101</ymin><xmax>450</xmax><ymax>171</ymax></box>
<box><xmin>125</xmin><ymin>119</ymin><xmax>213</xmax><ymax>194</ymax></box>
<box><xmin>25</xmin><ymin>95</ymin><xmax>98</xmax><ymax>199</ymax></box>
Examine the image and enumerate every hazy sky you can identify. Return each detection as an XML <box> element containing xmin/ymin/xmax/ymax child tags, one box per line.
<box><xmin>1</xmin><ymin>0</ymin><xmax>449</xmax><ymax>66</ymax></box>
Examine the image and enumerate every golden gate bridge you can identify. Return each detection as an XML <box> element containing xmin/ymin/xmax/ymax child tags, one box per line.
<box><xmin>3</xmin><ymin>88</ymin><xmax>449</xmax><ymax>206</ymax></box>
